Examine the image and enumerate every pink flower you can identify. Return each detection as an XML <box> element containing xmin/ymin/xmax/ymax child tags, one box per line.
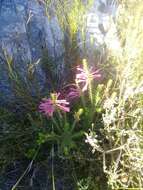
<box><xmin>60</xmin><ymin>84</ymin><xmax>81</xmax><ymax>101</ymax></box>
<box><xmin>39</xmin><ymin>93</ymin><xmax>70</xmax><ymax>117</ymax></box>
<box><xmin>66</xmin><ymin>87</ymin><xmax>80</xmax><ymax>100</ymax></box>
<box><xmin>75</xmin><ymin>65</ymin><xmax>101</xmax><ymax>91</ymax></box>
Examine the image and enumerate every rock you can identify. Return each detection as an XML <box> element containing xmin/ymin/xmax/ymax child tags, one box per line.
<box><xmin>0</xmin><ymin>0</ymin><xmax>65</xmax><ymax>105</ymax></box>
<box><xmin>78</xmin><ymin>0</ymin><xmax>118</xmax><ymax>62</ymax></box>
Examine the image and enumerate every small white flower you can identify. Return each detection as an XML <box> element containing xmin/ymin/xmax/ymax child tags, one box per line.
<box><xmin>85</xmin><ymin>132</ymin><xmax>102</xmax><ymax>153</ymax></box>
<box><xmin>103</xmin><ymin>107</ymin><xmax>117</xmax><ymax>125</ymax></box>
<box><xmin>103</xmin><ymin>97</ymin><xmax>118</xmax><ymax>109</ymax></box>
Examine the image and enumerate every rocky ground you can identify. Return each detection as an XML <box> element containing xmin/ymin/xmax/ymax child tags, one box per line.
<box><xmin>0</xmin><ymin>158</ymin><xmax>74</xmax><ymax>190</ymax></box>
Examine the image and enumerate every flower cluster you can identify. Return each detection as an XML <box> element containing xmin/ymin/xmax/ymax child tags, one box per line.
<box><xmin>39</xmin><ymin>60</ymin><xmax>102</xmax><ymax>117</ymax></box>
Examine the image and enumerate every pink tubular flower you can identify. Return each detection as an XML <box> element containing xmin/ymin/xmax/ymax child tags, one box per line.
<box><xmin>39</xmin><ymin>93</ymin><xmax>70</xmax><ymax>117</ymax></box>
<box><xmin>66</xmin><ymin>87</ymin><xmax>80</xmax><ymax>100</ymax></box>
<box><xmin>75</xmin><ymin>65</ymin><xmax>102</xmax><ymax>92</ymax></box>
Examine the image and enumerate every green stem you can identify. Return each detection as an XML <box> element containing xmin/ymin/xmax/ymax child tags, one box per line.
<box><xmin>70</xmin><ymin>120</ymin><xmax>77</xmax><ymax>132</ymax></box>
<box><xmin>57</xmin><ymin>110</ymin><xmax>63</xmax><ymax>128</ymax></box>
<box><xmin>88</xmin><ymin>81</ymin><xmax>93</xmax><ymax>104</ymax></box>
<box><xmin>52</xmin><ymin>117</ymin><xmax>62</xmax><ymax>133</ymax></box>
<box><xmin>51</xmin><ymin>139</ymin><xmax>56</xmax><ymax>190</ymax></box>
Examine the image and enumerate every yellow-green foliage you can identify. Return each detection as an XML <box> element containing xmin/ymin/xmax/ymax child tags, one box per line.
<box><xmin>117</xmin><ymin>0</ymin><xmax>143</xmax><ymax>83</ymax></box>
<box><xmin>46</xmin><ymin>0</ymin><xmax>93</xmax><ymax>38</ymax></box>
<box><xmin>85</xmin><ymin>1</ymin><xmax>143</xmax><ymax>189</ymax></box>
<box><xmin>101</xmin><ymin>1</ymin><xmax>143</xmax><ymax>188</ymax></box>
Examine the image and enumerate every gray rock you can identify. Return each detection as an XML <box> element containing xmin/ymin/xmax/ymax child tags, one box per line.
<box><xmin>0</xmin><ymin>0</ymin><xmax>65</xmax><ymax>104</ymax></box>
<box><xmin>78</xmin><ymin>0</ymin><xmax>118</xmax><ymax>62</ymax></box>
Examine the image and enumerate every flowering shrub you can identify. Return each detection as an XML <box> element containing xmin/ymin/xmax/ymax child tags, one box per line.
<box><xmin>38</xmin><ymin>59</ymin><xmax>102</xmax><ymax>156</ymax></box>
